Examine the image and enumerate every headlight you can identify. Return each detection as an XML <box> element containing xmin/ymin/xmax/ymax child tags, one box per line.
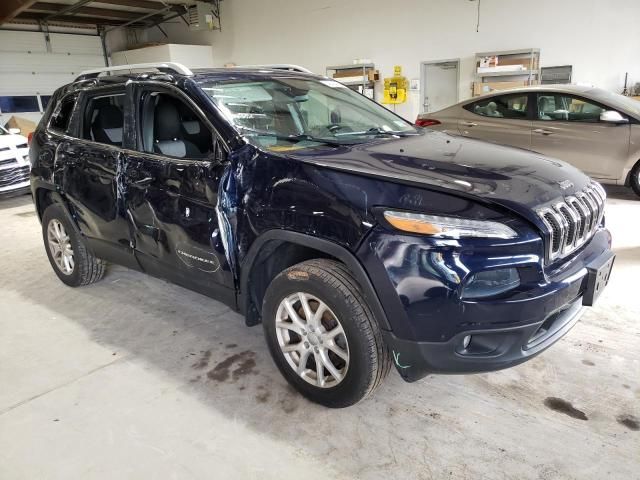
<box><xmin>383</xmin><ymin>210</ymin><xmax>517</xmax><ymax>239</ymax></box>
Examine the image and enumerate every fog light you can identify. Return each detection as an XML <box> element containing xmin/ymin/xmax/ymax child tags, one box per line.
<box><xmin>461</xmin><ymin>268</ymin><xmax>520</xmax><ymax>299</ymax></box>
<box><xmin>462</xmin><ymin>335</ymin><xmax>472</xmax><ymax>349</ymax></box>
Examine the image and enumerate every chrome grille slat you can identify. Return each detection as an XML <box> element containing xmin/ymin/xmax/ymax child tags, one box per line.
<box><xmin>536</xmin><ymin>182</ymin><xmax>606</xmax><ymax>263</ymax></box>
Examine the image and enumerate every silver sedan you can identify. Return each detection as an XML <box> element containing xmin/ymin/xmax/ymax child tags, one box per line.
<box><xmin>416</xmin><ymin>85</ymin><xmax>640</xmax><ymax>197</ymax></box>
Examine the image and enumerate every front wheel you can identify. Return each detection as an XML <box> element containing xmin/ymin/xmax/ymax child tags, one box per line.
<box><xmin>262</xmin><ymin>259</ymin><xmax>391</xmax><ymax>408</ymax></box>
<box><xmin>630</xmin><ymin>161</ymin><xmax>640</xmax><ymax>197</ymax></box>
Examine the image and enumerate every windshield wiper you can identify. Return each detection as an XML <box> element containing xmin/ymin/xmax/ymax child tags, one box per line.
<box><xmin>337</xmin><ymin>127</ymin><xmax>418</xmax><ymax>138</ymax></box>
<box><xmin>236</xmin><ymin>126</ymin><xmax>343</xmax><ymax>147</ymax></box>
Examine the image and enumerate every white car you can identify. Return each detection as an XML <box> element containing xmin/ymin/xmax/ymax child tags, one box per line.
<box><xmin>0</xmin><ymin>126</ymin><xmax>30</xmax><ymax>198</ymax></box>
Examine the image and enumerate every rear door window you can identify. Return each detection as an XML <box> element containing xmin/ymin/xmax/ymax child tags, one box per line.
<box><xmin>81</xmin><ymin>92</ymin><xmax>126</xmax><ymax>147</ymax></box>
<box><xmin>466</xmin><ymin>94</ymin><xmax>529</xmax><ymax>119</ymax></box>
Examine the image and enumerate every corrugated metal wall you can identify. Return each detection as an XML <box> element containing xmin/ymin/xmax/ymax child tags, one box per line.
<box><xmin>0</xmin><ymin>30</ymin><xmax>105</xmax><ymax>124</ymax></box>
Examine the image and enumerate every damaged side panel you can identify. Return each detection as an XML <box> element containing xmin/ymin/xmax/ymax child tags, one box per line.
<box><xmin>123</xmin><ymin>151</ymin><xmax>236</xmax><ymax>307</ymax></box>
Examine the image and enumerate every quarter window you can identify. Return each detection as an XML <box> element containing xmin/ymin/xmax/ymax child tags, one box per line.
<box><xmin>537</xmin><ymin>94</ymin><xmax>605</xmax><ymax>122</ymax></box>
<box><xmin>467</xmin><ymin>94</ymin><xmax>529</xmax><ymax>119</ymax></box>
<box><xmin>49</xmin><ymin>94</ymin><xmax>77</xmax><ymax>134</ymax></box>
<box><xmin>465</xmin><ymin>94</ymin><xmax>529</xmax><ymax>120</ymax></box>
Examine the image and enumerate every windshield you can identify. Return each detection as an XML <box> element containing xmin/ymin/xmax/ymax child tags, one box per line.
<box><xmin>0</xmin><ymin>126</ymin><xmax>7</xmax><ymax>135</ymax></box>
<box><xmin>199</xmin><ymin>76</ymin><xmax>418</xmax><ymax>149</ymax></box>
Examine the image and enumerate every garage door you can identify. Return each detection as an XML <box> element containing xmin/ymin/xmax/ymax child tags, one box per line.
<box><xmin>0</xmin><ymin>30</ymin><xmax>105</xmax><ymax>125</ymax></box>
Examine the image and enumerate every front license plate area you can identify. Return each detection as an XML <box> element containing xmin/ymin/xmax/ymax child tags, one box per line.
<box><xmin>582</xmin><ymin>252</ymin><xmax>615</xmax><ymax>306</ymax></box>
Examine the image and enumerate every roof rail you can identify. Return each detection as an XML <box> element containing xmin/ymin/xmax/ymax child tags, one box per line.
<box><xmin>234</xmin><ymin>64</ymin><xmax>313</xmax><ymax>74</ymax></box>
<box><xmin>76</xmin><ymin>62</ymin><xmax>193</xmax><ymax>81</ymax></box>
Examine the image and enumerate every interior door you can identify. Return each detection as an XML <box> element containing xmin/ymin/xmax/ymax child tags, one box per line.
<box><xmin>531</xmin><ymin>93</ymin><xmax>631</xmax><ymax>179</ymax></box>
<box><xmin>459</xmin><ymin>92</ymin><xmax>532</xmax><ymax>150</ymax></box>
<box><xmin>124</xmin><ymin>84</ymin><xmax>235</xmax><ymax>305</ymax></box>
<box><xmin>56</xmin><ymin>87</ymin><xmax>134</xmax><ymax>266</ymax></box>
<box><xmin>422</xmin><ymin>61</ymin><xmax>459</xmax><ymax>113</ymax></box>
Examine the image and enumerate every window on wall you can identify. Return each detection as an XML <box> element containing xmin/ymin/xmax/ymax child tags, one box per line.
<box><xmin>537</xmin><ymin>94</ymin><xmax>606</xmax><ymax>122</ymax></box>
<box><xmin>40</xmin><ymin>95</ymin><xmax>53</xmax><ymax>110</ymax></box>
<box><xmin>0</xmin><ymin>96</ymin><xmax>40</xmax><ymax>113</ymax></box>
<box><xmin>466</xmin><ymin>94</ymin><xmax>529</xmax><ymax>119</ymax></box>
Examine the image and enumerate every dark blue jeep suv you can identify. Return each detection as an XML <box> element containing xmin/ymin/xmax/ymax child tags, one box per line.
<box><xmin>30</xmin><ymin>63</ymin><xmax>614</xmax><ymax>407</ymax></box>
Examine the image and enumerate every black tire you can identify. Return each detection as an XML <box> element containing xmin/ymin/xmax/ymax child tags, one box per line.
<box><xmin>630</xmin><ymin>161</ymin><xmax>640</xmax><ymax>197</ymax></box>
<box><xmin>262</xmin><ymin>259</ymin><xmax>391</xmax><ymax>408</ymax></box>
<box><xmin>41</xmin><ymin>203</ymin><xmax>106</xmax><ymax>287</ymax></box>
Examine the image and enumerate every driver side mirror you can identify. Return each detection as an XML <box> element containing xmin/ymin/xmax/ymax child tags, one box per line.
<box><xmin>8</xmin><ymin>128</ymin><xmax>20</xmax><ymax>134</ymax></box>
<box><xmin>600</xmin><ymin>110</ymin><xmax>628</xmax><ymax>124</ymax></box>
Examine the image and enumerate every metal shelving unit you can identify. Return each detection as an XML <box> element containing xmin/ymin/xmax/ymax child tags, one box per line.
<box><xmin>326</xmin><ymin>63</ymin><xmax>375</xmax><ymax>96</ymax></box>
<box><xmin>473</xmin><ymin>48</ymin><xmax>540</xmax><ymax>96</ymax></box>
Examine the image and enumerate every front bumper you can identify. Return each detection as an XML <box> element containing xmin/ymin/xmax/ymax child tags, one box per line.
<box><xmin>358</xmin><ymin>226</ymin><xmax>613</xmax><ymax>382</ymax></box>
<box><xmin>382</xmin><ymin>299</ymin><xmax>584</xmax><ymax>381</ymax></box>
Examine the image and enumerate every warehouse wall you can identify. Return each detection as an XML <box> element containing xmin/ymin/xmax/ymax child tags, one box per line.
<box><xmin>148</xmin><ymin>0</ymin><xmax>640</xmax><ymax>121</ymax></box>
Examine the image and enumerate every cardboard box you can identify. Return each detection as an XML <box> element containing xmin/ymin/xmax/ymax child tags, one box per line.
<box><xmin>479</xmin><ymin>55</ymin><xmax>498</xmax><ymax>68</ymax></box>
<box><xmin>5</xmin><ymin>116</ymin><xmax>36</xmax><ymax>137</ymax></box>
<box><xmin>333</xmin><ymin>69</ymin><xmax>379</xmax><ymax>83</ymax></box>
<box><xmin>473</xmin><ymin>81</ymin><xmax>526</xmax><ymax>96</ymax></box>
<box><xmin>333</xmin><ymin>67</ymin><xmax>376</xmax><ymax>79</ymax></box>
<box><xmin>495</xmin><ymin>55</ymin><xmax>538</xmax><ymax>70</ymax></box>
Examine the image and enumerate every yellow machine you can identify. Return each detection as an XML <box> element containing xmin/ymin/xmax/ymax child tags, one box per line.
<box><xmin>382</xmin><ymin>65</ymin><xmax>408</xmax><ymax>104</ymax></box>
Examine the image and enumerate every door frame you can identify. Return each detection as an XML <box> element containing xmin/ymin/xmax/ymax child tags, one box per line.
<box><xmin>419</xmin><ymin>58</ymin><xmax>460</xmax><ymax>114</ymax></box>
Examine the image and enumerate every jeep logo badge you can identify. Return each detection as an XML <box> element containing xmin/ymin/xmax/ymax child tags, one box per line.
<box><xmin>558</xmin><ymin>180</ymin><xmax>573</xmax><ymax>190</ymax></box>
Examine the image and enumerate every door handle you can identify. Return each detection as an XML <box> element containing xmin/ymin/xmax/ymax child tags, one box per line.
<box><xmin>534</xmin><ymin>128</ymin><xmax>554</xmax><ymax>135</ymax></box>
<box><xmin>462</xmin><ymin>121</ymin><xmax>477</xmax><ymax>127</ymax></box>
<box><xmin>132</xmin><ymin>176</ymin><xmax>154</xmax><ymax>187</ymax></box>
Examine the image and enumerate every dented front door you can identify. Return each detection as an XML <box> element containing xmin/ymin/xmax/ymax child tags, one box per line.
<box><xmin>124</xmin><ymin>152</ymin><xmax>235</xmax><ymax>305</ymax></box>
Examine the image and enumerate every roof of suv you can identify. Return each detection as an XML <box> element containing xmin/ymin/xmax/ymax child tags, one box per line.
<box><xmin>72</xmin><ymin>65</ymin><xmax>321</xmax><ymax>88</ymax></box>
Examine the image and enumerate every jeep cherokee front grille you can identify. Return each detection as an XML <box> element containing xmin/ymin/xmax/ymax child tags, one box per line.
<box><xmin>536</xmin><ymin>182</ymin><xmax>606</xmax><ymax>263</ymax></box>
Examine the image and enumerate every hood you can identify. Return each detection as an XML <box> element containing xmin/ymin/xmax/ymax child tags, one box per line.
<box><xmin>0</xmin><ymin>132</ymin><xmax>28</xmax><ymax>148</ymax></box>
<box><xmin>287</xmin><ymin>130</ymin><xmax>591</xmax><ymax>222</ymax></box>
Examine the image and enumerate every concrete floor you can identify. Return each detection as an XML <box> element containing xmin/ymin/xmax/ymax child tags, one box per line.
<box><xmin>0</xmin><ymin>187</ymin><xmax>638</xmax><ymax>480</ymax></box>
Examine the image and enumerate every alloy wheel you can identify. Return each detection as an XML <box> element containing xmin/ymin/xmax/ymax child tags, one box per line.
<box><xmin>47</xmin><ymin>219</ymin><xmax>74</xmax><ymax>275</ymax></box>
<box><xmin>275</xmin><ymin>292</ymin><xmax>350</xmax><ymax>388</ymax></box>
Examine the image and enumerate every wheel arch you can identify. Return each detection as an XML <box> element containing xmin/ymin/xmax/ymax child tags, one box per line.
<box><xmin>34</xmin><ymin>185</ymin><xmax>65</xmax><ymax>222</ymax></box>
<box><xmin>239</xmin><ymin>230</ymin><xmax>392</xmax><ymax>332</ymax></box>
<box><xmin>624</xmin><ymin>157</ymin><xmax>640</xmax><ymax>186</ymax></box>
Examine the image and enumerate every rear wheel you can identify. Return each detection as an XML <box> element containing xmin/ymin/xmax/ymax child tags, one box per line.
<box><xmin>262</xmin><ymin>259</ymin><xmax>391</xmax><ymax>408</ymax></box>
<box><xmin>41</xmin><ymin>204</ymin><xmax>106</xmax><ymax>287</ymax></box>
<box><xmin>630</xmin><ymin>161</ymin><xmax>640</xmax><ymax>197</ymax></box>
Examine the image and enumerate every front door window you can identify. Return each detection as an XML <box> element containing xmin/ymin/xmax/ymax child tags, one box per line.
<box><xmin>536</xmin><ymin>94</ymin><xmax>605</xmax><ymax>122</ymax></box>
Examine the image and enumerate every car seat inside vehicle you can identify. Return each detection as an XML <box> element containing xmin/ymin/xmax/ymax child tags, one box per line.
<box><xmin>90</xmin><ymin>103</ymin><xmax>124</xmax><ymax>147</ymax></box>
<box><xmin>141</xmin><ymin>93</ymin><xmax>212</xmax><ymax>158</ymax></box>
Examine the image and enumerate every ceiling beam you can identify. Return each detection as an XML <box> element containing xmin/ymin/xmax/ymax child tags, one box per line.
<box><xmin>94</xmin><ymin>0</ymin><xmax>169</xmax><ymax>11</ymax></box>
<box><xmin>14</xmin><ymin>11</ymin><xmax>151</xmax><ymax>26</ymax></box>
<box><xmin>104</xmin><ymin>4</ymin><xmax>171</xmax><ymax>32</ymax></box>
<box><xmin>42</xmin><ymin>0</ymin><xmax>94</xmax><ymax>20</ymax></box>
<box><xmin>29</xmin><ymin>2</ymin><xmax>167</xmax><ymax>21</ymax></box>
<box><xmin>0</xmin><ymin>0</ymin><xmax>38</xmax><ymax>24</ymax></box>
